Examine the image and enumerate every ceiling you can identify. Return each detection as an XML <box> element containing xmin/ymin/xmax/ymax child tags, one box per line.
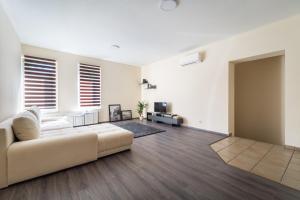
<box><xmin>1</xmin><ymin>0</ymin><xmax>300</xmax><ymax>66</ymax></box>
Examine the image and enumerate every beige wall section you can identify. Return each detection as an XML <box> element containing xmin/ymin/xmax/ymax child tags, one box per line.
<box><xmin>142</xmin><ymin>15</ymin><xmax>300</xmax><ymax>148</ymax></box>
<box><xmin>0</xmin><ymin>4</ymin><xmax>21</xmax><ymax>121</ymax></box>
<box><xmin>234</xmin><ymin>56</ymin><xmax>284</xmax><ymax>145</ymax></box>
<box><xmin>22</xmin><ymin>45</ymin><xmax>141</xmax><ymax>122</ymax></box>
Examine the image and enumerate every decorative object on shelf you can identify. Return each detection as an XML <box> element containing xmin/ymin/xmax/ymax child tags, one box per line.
<box><xmin>140</xmin><ymin>79</ymin><xmax>157</xmax><ymax>89</ymax></box>
<box><xmin>137</xmin><ymin>101</ymin><xmax>148</xmax><ymax>120</ymax></box>
<box><xmin>109</xmin><ymin>104</ymin><xmax>122</xmax><ymax>122</ymax></box>
<box><xmin>147</xmin><ymin>83</ymin><xmax>157</xmax><ymax>89</ymax></box>
<box><xmin>121</xmin><ymin>110</ymin><xmax>132</xmax><ymax>120</ymax></box>
<box><xmin>141</xmin><ymin>79</ymin><xmax>148</xmax><ymax>84</ymax></box>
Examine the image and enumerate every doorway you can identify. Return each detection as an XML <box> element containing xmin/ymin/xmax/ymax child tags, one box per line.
<box><xmin>229</xmin><ymin>53</ymin><xmax>285</xmax><ymax>145</ymax></box>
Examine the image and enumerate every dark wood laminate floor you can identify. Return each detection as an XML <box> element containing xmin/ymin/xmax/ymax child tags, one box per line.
<box><xmin>1</xmin><ymin>120</ymin><xmax>300</xmax><ymax>200</ymax></box>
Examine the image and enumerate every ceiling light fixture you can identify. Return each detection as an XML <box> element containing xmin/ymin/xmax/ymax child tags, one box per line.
<box><xmin>159</xmin><ymin>0</ymin><xmax>178</xmax><ymax>12</ymax></box>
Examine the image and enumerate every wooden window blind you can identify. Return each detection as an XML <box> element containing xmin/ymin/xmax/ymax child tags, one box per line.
<box><xmin>79</xmin><ymin>63</ymin><xmax>101</xmax><ymax>107</ymax></box>
<box><xmin>23</xmin><ymin>55</ymin><xmax>57</xmax><ymax>110</ymax></box>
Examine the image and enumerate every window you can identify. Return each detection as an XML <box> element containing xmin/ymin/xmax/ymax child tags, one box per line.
<box><xmin>79</xmin><ymin>63</ymin><xmax>101</xmax><ymax>107</ymax></box>
<box><xmin>23</xmin><ymin>55</ymin><xmax>57</xmax><ymax>110</ymax></box>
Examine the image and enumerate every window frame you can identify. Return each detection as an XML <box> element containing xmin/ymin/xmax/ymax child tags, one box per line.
<box><xmin>78</xmin><ymin>63</ymin><xmax>101</xmax><ymax>110</ymax></box>
<box><xmin>22</xmin><ymin>55</ymin><xmax>58</xmax><ymax>113</ymax></box>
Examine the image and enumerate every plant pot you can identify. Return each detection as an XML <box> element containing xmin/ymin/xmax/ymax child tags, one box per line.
<box><xmin>139</xmin><ymin>116</ymin><xmax>143</xmax><ymax>121</ymax></box>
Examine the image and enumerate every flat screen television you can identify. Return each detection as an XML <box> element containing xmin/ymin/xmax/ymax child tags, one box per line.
<box><xmin>154</xmin><ymin>102</ymin><xmax>167</xmax><ymax>113</ymax></box>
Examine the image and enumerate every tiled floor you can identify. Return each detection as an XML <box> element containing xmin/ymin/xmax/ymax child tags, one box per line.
<box><xmin>211</xmin><ymin>137</ymin><xmax>300</xmax><ymax>191</ymax></box>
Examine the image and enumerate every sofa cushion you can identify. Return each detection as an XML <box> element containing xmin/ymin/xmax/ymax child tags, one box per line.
<box><xmin>97</xmin><ymin>131</ymin><xmax>133</xmax><ymax>153</ymax></box>
<box><xmin>40</xmin><ymin>123</ymin><xmax>133</xmax><ymax>156</ymax></box>
<box><xmin>27</xmin><ymin>106</ymin><xmax>41</xmax><ymax>123</ymax></box>
<box><xmin>12</xmin><ymin>111</ymin><xmax>40</xmax><ymax>141</ymax></box>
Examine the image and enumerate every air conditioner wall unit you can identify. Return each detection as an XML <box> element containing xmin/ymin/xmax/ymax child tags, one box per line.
<box><xmin>180</xmin><ymin>52</ymin><xmax>204</xmax><ymax>67</ymax></box>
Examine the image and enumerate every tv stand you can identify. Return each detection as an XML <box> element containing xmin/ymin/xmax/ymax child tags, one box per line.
<box><xmin>147</xmin><ymin>112</ymin><xmax>183</xmax><ymax>126</ymax></box>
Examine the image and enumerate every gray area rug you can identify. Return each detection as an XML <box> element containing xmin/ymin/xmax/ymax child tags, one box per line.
<box><xmin>115</xmin><ymin>122</ymin><xmax>166</xmax><ymax>138</ymax></box>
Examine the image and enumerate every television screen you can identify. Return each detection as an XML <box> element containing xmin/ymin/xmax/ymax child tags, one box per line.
<box><xmin>154</xmin><ymin>102</ymin><xmax>167</xmax><ymax>113</ymax></box>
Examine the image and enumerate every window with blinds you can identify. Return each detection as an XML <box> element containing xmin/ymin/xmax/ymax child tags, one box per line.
<box><xmin>23</xmin><ymin>55</ymin><xmax>57</xmax><ymax>110</ymax></box>
<box><xmin>79</xmin><ymin>63</ymin><xmax>101</xmax><ymax>107</ymax></box>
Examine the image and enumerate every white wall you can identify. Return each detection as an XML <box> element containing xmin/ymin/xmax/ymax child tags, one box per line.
<box><xmin>0</xmin><ymin>3</ymin><xmax>21</xmax><ymax>121</ymax></box>
<box><xmin>22</xmin><ymin>45</ymin><xmax>141</xmax><ymax>122</ymax></box>
<box><xmin>142</xmin><ymin>15</ymin><xmax>300</xmax><ymax>148</ymax></box>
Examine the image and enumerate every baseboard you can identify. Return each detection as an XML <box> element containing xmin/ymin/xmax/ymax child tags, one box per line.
<box><xmin>98</xmin><ymin>117</ymin><xmax>139</xmax><ymax>124</ymax></box>
<box><xmin>100</xmin><ymin>119</ymin><xmax>229</xmax><ymax>137</ymax></box>
<box><xmin>182</xmin><ymin>125</ymin><xmax>229</xmax><ymax>136</ymax></box>
<box><xmin>285</xmin><ymin>145</ymin><xmax>300</xmax><ymax>151</ymax></box>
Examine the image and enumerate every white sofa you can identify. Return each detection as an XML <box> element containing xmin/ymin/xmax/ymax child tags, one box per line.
<box><xmin>0</xmin><ymin>115</ymin><xmax>133</xmax><ymax>189</ymax></box>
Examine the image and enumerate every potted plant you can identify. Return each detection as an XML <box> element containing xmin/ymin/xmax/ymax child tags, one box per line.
<box><xmin>137</xmin><ymin>101</ymin><xmax>148</xmax><ymax>120</ymax></box>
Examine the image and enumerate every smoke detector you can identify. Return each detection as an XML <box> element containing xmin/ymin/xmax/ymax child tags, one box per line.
<box><xmin>159</xmin><ymin>0</ymin><xmax>178</xmax><ymax>11</ymax></box>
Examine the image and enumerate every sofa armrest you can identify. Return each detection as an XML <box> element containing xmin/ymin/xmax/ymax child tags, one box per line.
<box><xmin>7</xmin><ymin>133</ymin><xmax>98</xmax><ymax>185</ymax></box>
<box><xmin>0</xmin><ymin>118</ymin><xmax>15</xmax><ymax>189</ymax></box>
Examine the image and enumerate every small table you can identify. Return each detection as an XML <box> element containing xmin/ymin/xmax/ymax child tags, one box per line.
<box><xmin>72</xmin><ymin>111</ymin><xmax>99</xmax><ymax>127</ymax></box>
<box><xmin>73</xmin><ymin>113</ymin><xmax>85</xmax><ymax>127</ymax></box>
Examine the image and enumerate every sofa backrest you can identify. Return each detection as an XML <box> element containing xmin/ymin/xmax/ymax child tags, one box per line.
<box><xmin>0</xmin><ymin>118</ymin><xmax>15</xmax><ymax>188</ymax></box>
